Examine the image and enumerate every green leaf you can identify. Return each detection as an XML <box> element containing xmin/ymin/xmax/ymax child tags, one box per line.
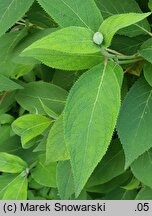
<box><xmin>0</xmin><ymin>152</ymin><xmax>27</xmax><ymax>173</ymax></box>
<box><xmin>0</xmin><ymin>113</ymin><xmax>14</xmax><ymax>124</ymax></box>
<box><xmin>12</xmin><ymin>114</ymin><xmax>51</xmax><ymax>148</ymax></box>
<box><xmin>96</xmin><ymin>0</ymin><xmax>150</xmax><ymax>37</ymax></box>
<box><xmin>87</xmin><ymin>171</ymin><xmax>132</xmax><ymax>194</ymax></box>
<box><xmin>87</xmin><ymin>139</ymin><xmax>125</xmax><ymax>187</ymax></box>
<box><xmin>37</xmin><ymin>0</ymin><xmax>103</xmax><ymax>31</ymax></box>
<box><xmin>136</xmin><ymin>187</ymin><xmax>152</xmax><ymax>200</ymax></box>
<box><xmin>0</xmin><ymin>74</ymin><xmax>23</xmax><ymax>92</ymax></box>
<box><xmin>99</xmin><ymin>12</ymin><xmax>151</xmax><ymax>47</ymax></box>
<box><xmin>27</xmin><ymin>2</ymin><xmax>54</xmax><ymax>28</ymax></box>
<box><xmin>2</xmin><ymin>172</ymin><xmax>28</xmax><ymax>200</ymax></box>
<box><xmin>144</xmin><ymin>62</ymin><xmax>152</xmax><ymax>87</ymax></box>
<box><xmin>117</xmin><ymin>78</ymin><xmax>152</xmax><ymax>168</ymax></box>
<box><xmin>46</xmin><ymin>115</ymin><xmax>69</xmax><ymax>163</ymax></box>
<box><xmin>56</xmin><ymin>160</ymin><xmax>74</xmax><ymax>200</ymax></box>
<box><xmin>31</xmin><ymin>155</ymin><xmax>57</xmax><ymax>187</ymax></box>
<box><xmin>64</xmin><ymin>61</ymin><xmax>123</xmax><ymax>197</ymax></box>
<box><xmin>39</xmin><ymin>98</ymin><xmax>58</xmax><ymax>119</ymax></box>
<box><xmin>53</xmin><ymin>70</ymin><xmax>83</xmax><ymax>91</ymax></box>
<box><xmin>0</xmin><ymin>29</ymin><xmax>29</xmax><ymax>78</ymax></box>
<box><xmin>0</xmin><ymin>0</ymin><xmax>34</xmax><ymax>37</ymax></box>
<box><xmin>0</xmin><ymin>125</ymin><xmax>12</xmax><ymax>144</ymax></box>
<box><xmin>16</xmin><ymin>81</ymin><xmax>68</xmax><ymax>115</ymax></box>
<box><xmin>0</xmin><ymin>174</ymin><xmax>17</xmax><ymax>199</ymax></box>
<box><xmin>111</xmin><ymin>35</ymin><xmax>149</xmax><ymax>56</ymax></box>
<box><xmin>22</xmin><ymin>27</ymin><xmax>103</xmax><ymax>70</ymax></box>
<box><xmin>131</xmin><ymin>149</ymin><xmax>152</xmax><ymax>189</ymax></box>
<box><xmin>139</xmin><ymin>38</ymin><xmax>152</xmax><ymax>64</ymax></box>
<box><xmin>149</xmin><ymin>0</ymin><xmax>152</xmax><ymax>11</ymax></box>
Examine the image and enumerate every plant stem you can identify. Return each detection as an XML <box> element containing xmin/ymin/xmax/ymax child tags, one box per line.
<box><xmin>117</xmin><ymin>57</ymin><xmax>143</xmax><ymax>65</ymax></box>
<box><xmin>105</xmin><ymin>48</ymin><xmax>125</xmax><ymax>56</ymax></box>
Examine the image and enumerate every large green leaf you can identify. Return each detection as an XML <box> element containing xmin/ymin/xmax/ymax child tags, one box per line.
<box><xmin>0</xmin><ymin>152</ymin><xmax>27</xmax><ymax>173</ymax></box>
<box><xmin>131</xmin><ymin>149</ymin><xmax>152</xmax><ymax>188</ymax></box>
<box><xmin>46</xmin><ymin>115</ymin><xmax>69</xmax><ymax>163</ymax></box>
<box><xmin>16</xmin><ymin>81</ymin><xmax>68</xmax><ymax>115</ymax></box>
<box><xmin>96</xmin><ymin>0</ymin><xmax>150</xmax><ymax>37</ymax></box>
<box><xmin>37</xmin><ymin>0</ymin><xmax>103</xmax><ymax>31</ymax></box>
<box><xmin>139</xmin><ymin>38</ymin><xmax>152</xmax><ymax>64</ymax></box>
<box><xmin>31</xmin><ymin>155</ymin><xmax>57</xmax><ymax>187</ymax></box>
<box><xmin>117</xmin><ymin>78</ymin><xmax>152</xmax><ymax>168</ymax></box>
<box><xmin>56</xmin><ymin>161</ymin><xmax>74</xmax><ymax>200</ymax></box>
<box><xmin>87</xmin><ymin>139</ymin><xmax>125</xmax><ymax>187</ymax></box>
<box><xmin>64</xmin><ymin>61</ymin><xmax>123</xmax><ymax>197</ymax></box>
<box><xmin>2</xmin><ymin>173</ymin><xmax>28</xmax><ymax>200</ymax></box>
<box><xmin>0</xmin><ymin>0</ymin><xmax>34</xmax><ymax>37</ymax></box>
<box><xmin>0</xmin><ymin>74</ymin><xmax>23</xmax><ymax>92</ymax></box>
<box><xmin>99</xmin><ymin>12</ymin><xmax>151</xmax><ymax>47</ymax></box>
<box><xmin>12</xmin><ymin>114</ymin><xmax>51</xmax><ymax>148</ymax></box>
<box><xmin>22</xmin><ymin>27</ymin><xmax>103</xmax><ymax>70</ymax></box>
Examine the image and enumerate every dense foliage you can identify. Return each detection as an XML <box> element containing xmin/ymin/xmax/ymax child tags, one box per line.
<box><xmin>1</xmin><ymin>0</ymin><xmax>152</xmax><ymax>200</ymax></box>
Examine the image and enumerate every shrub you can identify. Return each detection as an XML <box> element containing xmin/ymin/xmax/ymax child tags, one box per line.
<box><xmin>0</xmin><ymin>0</ymin><xmax>152</xmax><ymax>200</ymax></box>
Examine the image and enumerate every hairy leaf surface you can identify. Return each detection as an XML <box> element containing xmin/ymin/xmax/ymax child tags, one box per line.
<box><xmin>37</xmin><ymin>0</ymin><xmax>103</xmax><ymax>31</ymax></box>
<box><xmin>22</xmin><ymin>27</ymin><xmax>103</xmax><ymax>70</ymax></box>
<box><xmin>117</xmin><ymin>78</ymin><xmax>152</xmax><ymax>167</ymax></box>
<box><xmin>64</xmin><ymin>62</ymin><xmax>123</xmax><ymax>196</ymax></box>
<box><xmin>99</xmin><ymin>13</ymin><xmax>151</xmax><ymax>47</ymax></box>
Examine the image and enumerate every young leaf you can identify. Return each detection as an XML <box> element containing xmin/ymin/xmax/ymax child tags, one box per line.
<box><xmin>87</xmin><ymin>139</ymin><xmax>125</xmax><ymax>187</ymax></box>
<box><xmin>95</xmin><ymin>0</ymin><xmax>150</xmax><ymax>37</ymax></box>
<box><xmin>64</xmin><ymin>61</ymin><xmax>123</xmax><ymax>197</ymax></box>
<box><xmin>56</xmin><ymin>161</ymin><xmax>74</xmax><ymax>200</ymax></box>
<box><xmin>46</xmin><ymin>115</ymin><xmax>70</xmax><ymax>163</ymax></box>
<box><xmin>0</xmin><ymin>74</ymin><xmax>23</xmax><ymax>92</ymax></box>
<box><xmin>117</xmin><ymin>78</ymin><xmax>152</xmax><ymax>168</ymax></box>
<box><xmin>21</xmin><ymin>27</ymin><xmax>103</xmax><ymax>70</ymax></box>
<box><xmin>12</xmin><ymin>114</ymin><xmax>52</xmax><ymax>148</ymax></box>
<box><xmin>0</xmin><ymin>152</ymin><xmax>27</xmax><ymax>173</ymax></box>
<box><xmin>16</xmin><ymin>81</ymin><xmax>68</xmax><ymax>115</ymax></box>
<box><xmin>2</xmin><ymin>172</ymin><xmax>28</xmax><ymax>200</ymax></box>
<box><xmin>31</xmin><ymin>155</ymin><xmax>57</xmax><ymax>187</ymax></box>
<box><xmin>139</xmin><ymin>38</ymin><xmax>152</xmax><ymax>64</ymax></box>
<box><xmin>99</xmin><ymin>12</ymin><xmax>151</xmax><ymax>47</ymax></box>
<box><xmin>131</xmin><ymin>149</ymin><xmax>152</xmax><ymax>189</ymax></box>
<box><xmin>144</xmin><ymin>62</ymin><xmax>152</xmax><ymax>87</ymax></box>
<box><xmin>0</xmin><ymin>0</ymin><xmax>34</xmax><ymax>37</ymax></box>
<box><xmin>37</xmin><ymin>0</ymin><xmax>103</xmax><ymax>31</ymax></box>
